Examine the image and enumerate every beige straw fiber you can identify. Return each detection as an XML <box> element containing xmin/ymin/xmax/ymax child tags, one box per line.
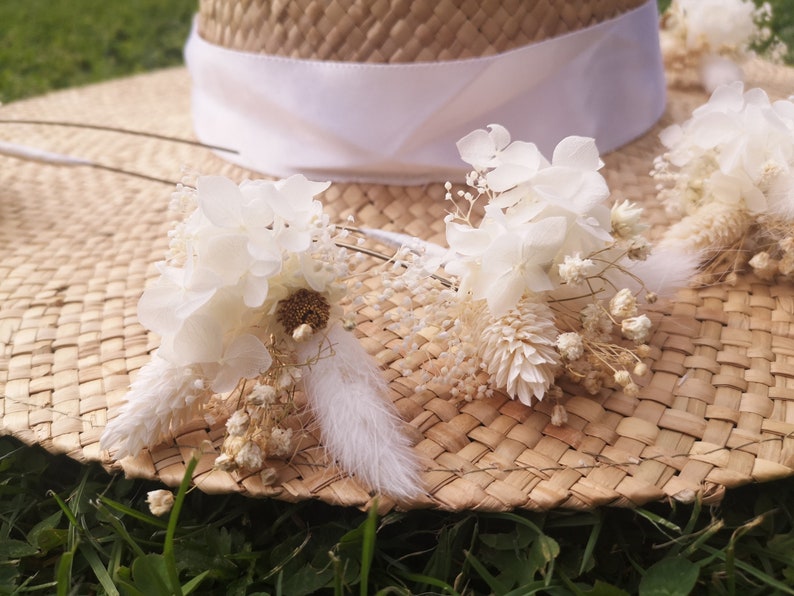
<box><xmin>2</xmin><ymin>1</ymin><xmax>794</xmax><ymax>512</ymax></box>
<box><xmin>197</xmin><ymin>0</ymin><xmax>646</xmax><ymax>61</ymax></box>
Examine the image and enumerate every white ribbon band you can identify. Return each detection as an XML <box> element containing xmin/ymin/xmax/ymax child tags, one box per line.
<box><xmin>185</xmin><ymin>0</ymin><xmax>665</xmax><ymax>185</ymax></box>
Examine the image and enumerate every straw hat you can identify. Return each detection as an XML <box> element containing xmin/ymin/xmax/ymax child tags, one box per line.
<box><xmin>2</xmin><ymin>0</ymin><xmax>794</xmax><ymax>511</ymax></box>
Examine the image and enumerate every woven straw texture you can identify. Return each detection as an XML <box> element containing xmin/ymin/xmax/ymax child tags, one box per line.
<box><xmin>197</xmin><ymin>0</ymin><xmax>645</xmax><ymax>61</ymax></box>
<box><xmin>2</xmin><ymin>58</ymin><xmax>794</xmax><ymax>511</ymax></box>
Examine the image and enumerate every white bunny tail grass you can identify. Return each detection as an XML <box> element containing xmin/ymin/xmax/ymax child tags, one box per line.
<box><xmin>100</xmin><ymin>353</ymin><xmax>209</xmax><ymax>459</ymax></box>
<box><xmin>296</xmin><ymin>324</ymin><xmax>424</xmax><ymax>501</ymax></box>
<box><xmin>623</xmin><ymin>246</ymin><xmax>703</xmax><ymax>298</ymax></box>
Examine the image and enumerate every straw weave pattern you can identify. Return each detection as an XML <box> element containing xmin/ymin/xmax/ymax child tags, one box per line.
<box><xmin>2</xmin><ymin>61</ymin><xmax>794</xmax><ymax>510</ymax></box>
<box><xmin>197</xmin><ymin>0</ymin><xmax>646</xmax><ymax>61</ymax></box>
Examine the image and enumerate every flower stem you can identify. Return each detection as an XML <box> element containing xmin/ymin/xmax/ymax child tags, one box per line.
<box><xmin>163</xmin><ymin>454</ymin><xmax>199</xmax><ymax>596</ymax></box>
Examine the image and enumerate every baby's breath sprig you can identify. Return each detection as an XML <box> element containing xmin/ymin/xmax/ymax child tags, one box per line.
<box><xmin>212</xmin><ymin>345</ymin><xmax>304</xmax><ymax>475</ymax></box>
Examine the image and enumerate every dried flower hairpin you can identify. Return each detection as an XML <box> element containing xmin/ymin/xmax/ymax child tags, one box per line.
<box><xmin>660</xmin><ymin>0</ymin><xmax>787</xmax><ymax>92</ymax></box>
<box><xmin>370</xmin><ymin>125</ymin><xmax>697</xmax><ymax>411</ymax></box>
<box><xmin>99</xmin><ymin>174</ymin><xmax>423</xmax><ymax>500</ymax></box>
<box><xmin>653</xmin><ymin>81</ymin><xmax>794</xmax><ymax>284</ymax></box>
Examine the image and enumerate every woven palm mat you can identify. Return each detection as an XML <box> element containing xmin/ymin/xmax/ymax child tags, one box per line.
<box><xmin>2</xmin><ymin>66</ymin><xmax>794</xmax><ymax>511</ymax></box>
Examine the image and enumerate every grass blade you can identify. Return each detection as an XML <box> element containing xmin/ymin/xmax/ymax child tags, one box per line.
<box><xmin>680</xmin><ymin>519</ymin><xmax>725</xmax><ymax>557</ymax></box>
<box><xmin>79</xmin><ymin>541</ymin><xmax>119</xmax><ymax>596</ymax></box>
<box><xmin>360</xmin><ymin>502</ymin><xmax>378</xmax><ymax>596</ymax></box>
<box><xmin>700</xmin><ymin>544</ymin><xmax>794</xmax><ymax>595</ymax></box>
<box><xmin>101</xmin><ymin>507</ymin><xmax>147</xmax><ymax>558</ymax></box>
<box><xmin>182</xmin><ymin>569</ymin><xmax>211</xmax><ymax>595</ymax></box>
<box><xmin>634</xmin><ymin>507</ymin><xmax>682</xmax><ymax>535</ymax></box>
<box><xmin>55</xmin><ymin>546</ymin><xmax>76</xmax><ymax>596</ymax></box>
<box><xmin>399</xmin><ymin>571</ymin><xmax>461</xmax><ymax>596</ymax></box>
<box><xmin>47</xmin><ymin>491</ymin><xmax>78</xmax><ymax>529</ymax></box>
<box><xmin>487</xmin><ymin>512</ymin><xmax>546</xmax><ymax>536</ymax></box>
<box><xmin>163</xmin><ymin>455</ymin><xmax>200</xmax><ymax>596</ymax></box>
<box><xmin>464</xmin><ymin>549</ymin><xmax>508</xmax><ymax>595</ymax></box>
<box><xmin>97</xmin><ymin>495</ymin><xmax>169</xmax><ymax>529</ymax></box>
<box><xmin>579</xmin><ymin>511</ymin><xmax>603</xmax><ymax>576</ymax></box>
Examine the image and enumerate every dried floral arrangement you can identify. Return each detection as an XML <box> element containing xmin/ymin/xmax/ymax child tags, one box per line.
<box><xmin>97</xmin><ymin>121</ymin><xmax>707</xmax><ymax>500</ymax></box>
<box><xmin>654</xmin><ymin>82</ymin><xmax>794</xmax><ymax>285</ymax></box>
<box><xmin>660</xmin><ymin>0</ymin><xmax>787</xmax><ymax>91</ymax></box>
<box><xmin>99</xmin><ymin>174</ymin><xmax>423</xmax><ymax>498</ymax></box>
<box><xmin>371</xmin><ymin>126</ymin><xmax>696</xmax><ymax>410</ymax></box>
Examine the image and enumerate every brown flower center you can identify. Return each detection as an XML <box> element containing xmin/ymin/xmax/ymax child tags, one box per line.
<box><xmin>276</xmin><ymin>288</ymin><xmax>331</xmax><ymax>336</ymax></box>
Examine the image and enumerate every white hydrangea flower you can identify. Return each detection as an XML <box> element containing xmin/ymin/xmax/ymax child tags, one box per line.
<box><xmin>444</xmin><ymin>132</ymin><xmax>614</xmax><ymax>316</ymax></box>
<box><xmin>656</xmin><ymin>82</ymin><xmax>794</xmax><ymax>253</ymax></box>
<box><xmin>470</xmin><ymin>220</ymin><xmax>566</xmax><ymax>316</ymax></box>
<box><xmin>457</xmin><ymin>123</ymin><xmax>544</xmax><ymax>181</ymax></box>
<box><xmin>673</xmin><ymin>0</ymin><xmax>758</xmax><ymax>52</ymax></box>
<box><xmin>660</xmin><ymin>0</ymin><xmax>784</xmax><ymax>90</ymax></box>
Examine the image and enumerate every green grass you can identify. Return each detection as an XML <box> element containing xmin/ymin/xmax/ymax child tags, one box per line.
<box><xmin>3</xmin><ymin>0</ymin><xmax>794</xmax><ymax>594</ymax></box>
<box><xmin>2</xmin><ymin>436</ymin><xmax>794</xmax><ymax>594</ymax></box>
<box><xmin>0</xmin><ymin>0</ymin><xmax>195</xmax><ymax>104</ymax></box>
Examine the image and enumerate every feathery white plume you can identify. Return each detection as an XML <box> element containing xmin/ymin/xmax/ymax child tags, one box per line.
<box><xmin>100</xmin><ymin>353</ymin><xmax>208</xmax><ymax>459</ymax></box>
<box><xmin>619</xmin><ymin>247</ymin><xmax>702</xmax><ymax>298</ymax></box>
<box><xmin>296</xmin><ymin>324</ymin><xmax>423</xmax><ymax>500</ymax></box>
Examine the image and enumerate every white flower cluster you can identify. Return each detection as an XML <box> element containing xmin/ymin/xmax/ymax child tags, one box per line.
<box><xmin>389</xmin><ymin>125</ymin><xmax>660</xmax><ymax>407</ymax></box>
<box><xmin>101</xmin><ymin>174</ymin><xmax>357</xmax><ymax>462</ymax></box>
<box><xmin>446</xmin><ymin>126</ymin><xmax>613</xmax><ymax>316</ymax></box>
<box><xmin>660</xmin><ymin>0</ymin><xmax>786</xmax><ymax>91</ymax></box>
<box><xmin>655</xmin><ymin>82</ymin><xmax>794</xmax><ymax>282</ymax></box>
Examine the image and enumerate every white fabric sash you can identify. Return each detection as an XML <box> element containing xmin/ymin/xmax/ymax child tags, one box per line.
<box><xmin>185</xmin><ymin>0</ymin><xmax>665</xmax><ymax>184</ymax></box>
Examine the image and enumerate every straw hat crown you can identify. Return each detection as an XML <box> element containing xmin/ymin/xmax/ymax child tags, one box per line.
<box><xmin>198</xmin><ymin>0</ymin><xmax>646</xmax><ymax>60</ymax></box>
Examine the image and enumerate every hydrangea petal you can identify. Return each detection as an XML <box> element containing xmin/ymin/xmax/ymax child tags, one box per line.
<box><xmin>196</xmin><ymin>176</ymin><xmax>244</xmax><ymax>227</ymax></box>
<box><xmin>456</xmin><ymin>127</ymin><xmax>498</xmax><ymax>168</ymax></box>
<box><xmin>171</xmin><ymin>315</ymin><xmax>223</xmax><ymax>367</ymax></box>
<box><xmin>551</xmin><ymin>136</ymin><xmax>603</xmax><ymax>170</ymax></box>
<box><xmin>486</xmin><ymin>163</ymin><xmax>535</xmax><ymax>192</ymax></box>
<box><xmin>201</xmin><ymin>233</ymin><xmax>252</xmax><ymax>285</ymax></box>
<box><xmin>211</xmin><ymin>334</ymin><xmax>272</xmax><ymax>393</ymax></box>
<box><xmin>445</xmin><ymin>219</ymin><xmax>496</xmax><ymax>257</ymax></box>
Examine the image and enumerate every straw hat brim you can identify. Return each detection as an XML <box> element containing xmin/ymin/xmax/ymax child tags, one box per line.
<box><xmin>2</xmin><ymin>59</ymin><xmax>794</xmax><ymax>512</ymax></box>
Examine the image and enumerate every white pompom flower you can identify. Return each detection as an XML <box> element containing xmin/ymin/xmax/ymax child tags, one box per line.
<box><xmin>477</xmin><ymin>298</ymin><xmax>561</xmax><ymax>406</ymax></box>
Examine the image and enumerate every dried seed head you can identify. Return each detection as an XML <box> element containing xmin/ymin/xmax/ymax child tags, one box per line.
<box><xmin>276</xmin><ymin>288</ymin><xmax>331</xmax><ymax>336</ymax></box>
